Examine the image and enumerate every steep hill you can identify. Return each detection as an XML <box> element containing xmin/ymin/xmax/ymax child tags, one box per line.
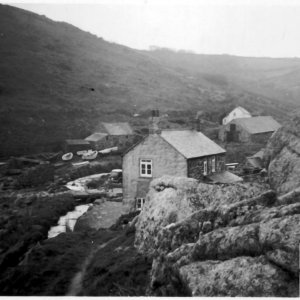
<box><xmin>0</xmin><ymin>4</ymin><xmax>299</xmax><ymax>157</ymax></box>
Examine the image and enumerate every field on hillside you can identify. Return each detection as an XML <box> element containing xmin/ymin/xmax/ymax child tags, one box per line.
<box><xmin>0</xmin><ymin>4</ymin><xmax>298</xmax><ymax>157</ymax></box>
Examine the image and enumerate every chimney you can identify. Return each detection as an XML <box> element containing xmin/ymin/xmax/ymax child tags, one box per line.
<box><xmin>193</xmin><ymin>118</ymin><xmax>201</xmax><ymax>132</ymax></box>
<box><xmin>149</xmin><ymin>109</ymin><xmax>161</xmax><ymax>134</ymax></box>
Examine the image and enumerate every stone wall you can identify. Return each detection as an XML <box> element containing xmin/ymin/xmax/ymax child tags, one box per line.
<box><xmin>188</xmin><ymin>154</ymin><xmax>225</xmax><ymax>180</ymax></box>
<box><xmin>251</xmin><ymin>132</ymin><xmax>273</xmax><ymax>144</ymax></box>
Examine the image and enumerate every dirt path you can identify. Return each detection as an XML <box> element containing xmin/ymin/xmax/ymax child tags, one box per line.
<box><xmin>75</xmin><ymin>200</ymin><xmax>127</xmax><ymax>231</ymax></box>
<box><xmin>67</xmin><ymin>236</ymin><xmax>119</xmax><ymax>296</ymax></box>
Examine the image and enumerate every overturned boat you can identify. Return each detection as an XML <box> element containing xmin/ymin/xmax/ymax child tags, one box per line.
<box><xmin>82</xmin><ymin>150</ymin><xmax>98</xmax><ymax>160</ymax></box>
<box><xmin>62</xmin><ymin>152</ymin><xmax>73</xmax><ymax>161</ymax></box>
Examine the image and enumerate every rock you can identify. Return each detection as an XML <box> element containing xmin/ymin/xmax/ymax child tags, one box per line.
<box><xmin>263</xmin><ymin>117</ymin><xmax>300</xmax><ymax>194</ymax></box>
<box><xmin>134</xmin><ymin>176</ymin><xmax>267</xmax><ymax>256</ymax></box>
<box><xmin>94</xmin><ymin>198</ymin><xmax>105</xmax><ymax>205</ymax></box>
<box><xmin>134</xmin><ymin>173</ymin><xmax>300</xmax><ymax>297</ymax></box>
<box><xmin>179</xmin><ymin>256</ymin><xmax>297</xmax><ymax>297</ymax></box>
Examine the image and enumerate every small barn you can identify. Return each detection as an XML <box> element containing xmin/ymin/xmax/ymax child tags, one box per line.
<box><xmin>63</xmin><ymin>139</ymin><xmax>91</xmax><ymax>153</ymax></box>
<box><xmin>85</xmin><ymin>133</ymin><xmax>108</xmax><ymax>150</ymax></box>
<box><xmin>85</xmin><ymin>122</ymin><xmax>135</xmax><ymax>150</ymax></box>
<box><xmin>222</xmin><ymin>106</ymin><xmax>251</xmax><ymax>125</ymax></box>
<box><xmin>122</xmin><ymin>129</ymin><xmax>227</xmax><ymax>212</ymax></box>
<box><xmin>219</xmin><ymin>116</ymin><xmax>281</xmax><ymax>143</ymax></box>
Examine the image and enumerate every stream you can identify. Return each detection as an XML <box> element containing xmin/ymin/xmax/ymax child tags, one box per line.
<box><xmin>48</xmin><ymin>204</ymin><xmax>92</xmax><ymax>238</ymax></box>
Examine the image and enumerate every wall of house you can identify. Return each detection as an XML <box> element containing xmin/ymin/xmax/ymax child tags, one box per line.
<box><xmin>250</xmin><ymin>132</ymin><xmax>273</xmax><ymax>144</ymax></box>
<box><xmin>219</xmin><ymin>122</ymin><xmax>251</xmax><ymax>143</ymax></box>
<box><xmin>222</xmin><ymin>108</ymin><xmax>251</xmax><ymax>125</ymax></box>
<box><xmin>188</xmin><ymin>154</ymin><xmax>226</xmax><ymax>180</ymax></box>
<box><xmin>122</xmin><ymin>134</ymin><xmax>187</xmax><ymax>212</ymax></box>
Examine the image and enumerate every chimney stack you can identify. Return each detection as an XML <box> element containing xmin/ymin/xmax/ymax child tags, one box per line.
<box><xmin>193</xmin><ymin>118</ymin><xmax>201</xmax><ymax>132</ymax></box>
<box><xmin>149</xmin><ymin>109</ymin><xmax>161</xmax><ymax>134</ymax></box>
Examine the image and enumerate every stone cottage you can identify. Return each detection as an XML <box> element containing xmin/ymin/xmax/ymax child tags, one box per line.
<box><xmin>222</xmin><ymin>106</ymin><xmax>251</xmax><ymax>125</ymax></box>
<box><xmin>122</xmin><ymin>129</ymin><xmax>226</xmax><ymax>212</ymax></box>
<box><xmin>219</xmin><ymin>116</ymin><xmax>281</xmax><ymax>143</ymax></box>
<box><xmin>85</xmin><ymin>122</ymin><xmax>135</xmax><ymax>151</ymax></box>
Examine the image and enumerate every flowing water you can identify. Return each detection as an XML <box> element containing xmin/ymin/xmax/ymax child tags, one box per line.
<box><xmin>48</xmin><ymin>204</ymin><xmax>92</xmax><ymax>238</ymax></box>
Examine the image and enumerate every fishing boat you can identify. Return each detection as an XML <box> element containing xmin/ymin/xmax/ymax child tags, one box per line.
<box><xmin>98</xmin><ymin>146</ymin><xmax>118</xmax><ymax>154</ymax></box>
<box><xmin>62</xmin><ymin>152</ymin><xmax>73</xmax><ymax>161</ymax></box>
<box><xmin>77</xmin><ymin>149</ymin><xmax>92</xmax><ymax>156</ymax></box>
<box><xmin>82</xmin><ymin>150</ymin><xmax>98</xmax><ymax>160</ymax></box>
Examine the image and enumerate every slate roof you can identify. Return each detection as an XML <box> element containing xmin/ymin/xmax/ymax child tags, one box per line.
<box><xmin>253</xmin><ymin>148</ymin><xmax>265</xmax><ymax>159</ymax></box>
<box><xmin>235</xmin><ymin>106</ymin><xmax>251</xmax><ymax>115</ymax></box>
<box><xmin>99</xmin><ymin>122</ymin><xmax>134</xmax><ymax>135</ymax></box>
<box><xmin>160</xmin><ymin>130</ymin><xmax>226</xmax><ymax>159</ymax></box>
<box><xmin>246</xmin><ymin>157</ymin><xmax>263</xmax><ymax>169</ymax></box>
<box><xmin>85</xmin><ymin>132</ymin><xmax>107</xmax><ymax>142</ymax></box>
<box><xmin>65</xmin><ymin>139</ymin><xmax>90</xmax><ymax>145</ymax></box>
<box><xmin>232</xmin><ymin>116</ymin><xmax>281</xmax><ymax>134</ymax></box>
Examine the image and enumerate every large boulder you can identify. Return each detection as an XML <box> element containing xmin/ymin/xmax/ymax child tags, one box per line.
<box><xmin>264</xmin><ymin>115</ymin><xmax>300</xmax><ymax>194</ymax></box>
<box><xmin>179</xmin><ymin>256</ymin><xmax>297</xmax><ymax>297</ymax></box>
<box><xmin>135</xmin><ymin>176</ymin><xmax>268</xmax><ymax>256</ymax></box>
<box><xmin>134</xmin><ymin>175</ymin><xmax>299</xmax><ymax>297</ymax></box>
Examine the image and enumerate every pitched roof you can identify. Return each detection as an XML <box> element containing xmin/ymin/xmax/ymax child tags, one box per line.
<box><xmin>253</xmin><ymin>148</ymin><xmax>265</xmax><ymax>159</ymax></box>
<box><xmin>235</xmin><ymin>106</ymin><xmax>251</xmax><ymax>115</ymax></box>
<box><xmin>65</xmin><ymin>139</ymin><xmax>90</xmax><ymax>145</ymax></box>
<box><xmin>160</xmin><ymin>130</ymin><xmax>226</xmax><ymax>159</ymax></box>
<box><xmin>232</xmin><ymin>116</ymin><xmax>281</xmax><ymax>134</ymax></box>
<box><xmin>246</xmin><ymin>157</ymin><xmax>263</xmax><ymax>169</ymax></box>
<box><xmin>101</xmin><ymin>122</ymin><xmax>133</xmax><ymax>135</ymax></box>
<box><xmin>85</xmin><ymin>132</ymin><xmax>107</xmax><ymax>142</ymax></box>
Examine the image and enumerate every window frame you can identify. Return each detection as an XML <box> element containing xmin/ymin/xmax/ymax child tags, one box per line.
<box><xmin>136</xmin><ymin>198</ymin><xmax>146</xmax><ymax>211</ymax></box>
<box><xmin>212</xmin><ymin>156</ymin><xmax>216</xmax><ymax>173</ymax></box>
<box><xmin>140</xmin><ymin>159</ymin><xmax>153</xmax><ymax>177</ymax></box>
<box><xmin>203</xmin><ymin>159</ymin><xmax>208</xmax><ymax>176</ymax></box>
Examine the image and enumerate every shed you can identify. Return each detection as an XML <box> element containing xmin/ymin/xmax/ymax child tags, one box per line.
<box><xmin>219</xmin><ymin>116</ymin><xmax>281</xmax><ymax>143</ymax></box>
<box><xmin>63</xmin><ymin>139</ymin><xmax>91</xmax><ymax>153</ymax></box>
<box><xmin>85</xmin><ymin>133</ymin><xmax>108</xmax><ymax>150</ymax></box>
<box><xmin>89</xmin><ymin>122</ymin><xmax>135</xmax><ymax>150</ymax></box>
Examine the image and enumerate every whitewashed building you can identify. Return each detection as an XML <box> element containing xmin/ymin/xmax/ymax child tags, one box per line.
<box><xmin>222</xmin><ymin>106</ymin><xmax>251</xmax><ymax>125</ymax></box>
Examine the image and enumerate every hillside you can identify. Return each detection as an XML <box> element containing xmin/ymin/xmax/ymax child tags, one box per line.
<box><xmin>0</xmin><ymin>4</ymin><xmax>299</xmax><ymax>157</ymax></box>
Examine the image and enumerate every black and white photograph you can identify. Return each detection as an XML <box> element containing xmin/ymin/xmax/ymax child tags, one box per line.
<box><xmin>0</xmin><ymin>0</ymin><xmax>299</xmax><ymax>296</ymax></box>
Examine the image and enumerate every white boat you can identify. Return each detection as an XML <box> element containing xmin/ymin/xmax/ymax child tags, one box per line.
<box><xmin>72</xmin><ymin>161</ymin><xmax>89</xmax><ymax>167</ymax></box>
<box><xmin>62</xmin><ymin>152</ymin><xmax>73</xmax><ymax>161</ymax></box>
<box><xmin>98</xmin><ymin>146</ymin><xmax>118</xmax><ymax>154</ymax></box>
<box><xmin>82</xmin><ymin>150</ymin><xmax>98</xmax><ymax>160</ymax></box>
<box><xmin>77</xmin><ymin>149</ymin><xmax>93</xmax><ymax>156</ymax></box>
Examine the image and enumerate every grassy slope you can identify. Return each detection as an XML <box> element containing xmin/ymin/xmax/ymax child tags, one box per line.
<box><xmin>0</xmin><ymin>4</ymin><xmax>299</xmax><ymax>157</ymax></box>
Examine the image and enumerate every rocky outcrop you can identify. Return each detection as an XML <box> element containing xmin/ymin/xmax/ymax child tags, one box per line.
<box><xmin>264</xmin><ymin>115</ymin><xmax>300</xmax><ymax>194</ymax></box>
<box><xmin>134</xmin><ymin>176</ymin><xmax>299</xmax><ymax>297</ymax></box>
<box><xmin>135</xmin><ymin>176</ymin><xmax>269</xmax><ymax>256</ymax></box>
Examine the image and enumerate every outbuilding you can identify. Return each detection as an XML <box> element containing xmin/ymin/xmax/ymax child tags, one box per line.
<box><xmin>85</xmin><ymin>122</ymin><xmax>135</xmax><ymax>150</ymax></box>
<box><xmin>222</xmin><ymin>106</ymin><xmax>251</xmax><ymax>125</ymax></box>
<box><xmin>219</xmin><ymin>116</ymin><xmax>281</xmax><ymax>143</ymax></box>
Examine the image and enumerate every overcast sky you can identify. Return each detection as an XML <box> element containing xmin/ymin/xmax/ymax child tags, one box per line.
<box><xmin>5</xmin><ymin>0</ymin><xmax>300</xmax><ymax>57</ymax></box>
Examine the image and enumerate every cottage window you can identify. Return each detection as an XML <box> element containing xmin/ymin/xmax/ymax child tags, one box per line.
<box><xmin>212</xmin><ymin>156</ymin><xmax>216</xmax><ymax>173</ymax></box>
<box><xmin>136</xmin><ymin>198</ymin><xmax>145</xmax><ymax>211</ymax></box>
<box><xmin>140</xmin><ymin>159</ymin><xmax>152</xmax><ymax>177</ymax></box>
<box><xmin>203</xmin><ymin>160</ymin><xmax>208</xmax><ymax>176</ymax></box>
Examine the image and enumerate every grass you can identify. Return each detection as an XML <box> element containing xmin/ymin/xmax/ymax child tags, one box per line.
<box><xmin>0</xmin><ymin>4</ymin><xmax>297</xmax><ymax>158</ymax></box>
